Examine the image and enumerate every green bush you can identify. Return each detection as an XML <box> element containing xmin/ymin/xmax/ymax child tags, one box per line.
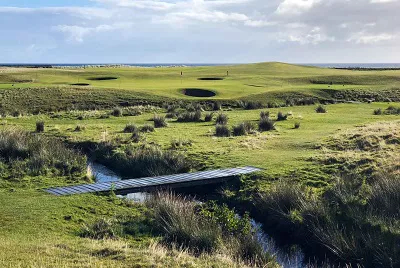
<box><xmin>385</xmin><ymin>106</ymin><xmax>400</xmax><ymax>115</ymax></box>
<box><xmin>316</xmin><ymin>105</ymin><xmax>327</xmax><ymax>113</ymax></box>
<box><xmin>177</xmin><ymin>111</ymin><xmax>202</xmax><ymax>122</ymax></box>
<box><xmin>215</xmin><ymin>124</ymin><xmax>230</xmax><ymax>137</ymax></box>
<box><xmin>258</xmin><ymin>117</ymin><xmax>275</xmax><ymax>131</ymax></box>
<box><xmin>232</xmin><ymin>122</ymin><xmax>255</xmax><ymax>136</ymax></box>
<box><xmin>204</xmin><ymin>112</ymin><xmax>214</xmax><ymax>122</ymax></box>
<box><xmin>153</xmin><ymin>115</ymin><xmax>168</xmax><ymax>128</ymax></box>
<box><xmin>215</xmin><ymin>113</ymin><xmax>228</xmax><ymax>125</ymax></box>
<box><xmin>373</xmin><ymin>108</ymin><xmax>382</xmax><ymax>115</ymax></box>
<box><xmin>213</xmin><ymin>102</ymin><xmax>222</xmax><ymax>111</ymax></box>
<box><xmin>146</xmin><ymin>192</ymin><xmax>273</xmax><ymax>266</ymax></box>
<box><xmin>36</xmin><ymin>121</ymin><xmax>45</xmax><ymax>133</ymax></box>
<box><xmin>140</xmin><ymin>125</ymin><xmax>155</xmax><ymax>133</ymax></box>
<box><xmin>277</xmin><ymin>111</ymin><xmax>288</xmax><ymax>121</ymax></box>
<box><xmin>111</xmin><ymin>107</ymin><xmax>123</xmax><ymax>117</ymax></box>
<box><xmin>254</xmin><ymin>172</ymin><xmax>400</xmax><ymax>267</ymax></box>
<box><xmin>123</xmin><ymin>124</ymin><xmax>138</xmax><ymax>133</ymax></box>
<box><xmin>260</xmin><ymin>111</ymin><xmax>270</xmax><ymax>119</ymax></box>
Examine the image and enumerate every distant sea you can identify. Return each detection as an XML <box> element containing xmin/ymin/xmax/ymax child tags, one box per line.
<box><xmin>1</xmin><ymin>63</ymin><xmax>400</xmax><ymax>69</ymax></box>
<box><xmin>302</xmin><ymin>63</ymin><xmax>400</xmax><ymax>69</ymax></box>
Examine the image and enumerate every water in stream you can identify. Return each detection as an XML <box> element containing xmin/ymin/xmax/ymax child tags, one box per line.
<box><xmin>89</xmin><ymin>162</ymin><xmax>306</xmax><ymax>268</ymax></box>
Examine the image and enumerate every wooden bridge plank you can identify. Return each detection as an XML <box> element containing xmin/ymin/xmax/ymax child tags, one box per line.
<box><xmin>44</xmin><ymin>167</ymin><xmax>262</xmax><ymax>196</ymax></box>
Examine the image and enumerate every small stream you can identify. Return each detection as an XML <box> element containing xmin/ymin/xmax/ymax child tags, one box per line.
<box><xmin>88</xmin><ymin>162</ymin><xmax>306</xmax><ymax>268</ymax></box>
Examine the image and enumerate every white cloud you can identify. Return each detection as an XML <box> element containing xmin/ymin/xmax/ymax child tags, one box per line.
<box><xmin>276</xmin><ymin>0</ymin><xmax>321</xmax><ymax>15</ymax></box>
<box><xmin>1</xmin><ymin>0</ymin><xmax>400</xmax><ymax>62</ymax></box>
<box><xmin>347</xmin><ymin>32</ymin><xmax>396</xmax><ymax>44</ymax></box>
<box><xmin>54</xmin><ymin>23</ymin><xmax>132</xmax><ymax>42</ymax></box>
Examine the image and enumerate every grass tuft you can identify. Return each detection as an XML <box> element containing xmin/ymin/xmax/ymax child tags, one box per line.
<box><xmin>216</xmin><ymin>113</ymin><xmax>228</xmax><ymax>125</ymax></box>
<box><xmin>153</xmin><ymin>115</ymin><xmax>168</xmax><ymax>128</ymax></box>
<box><xmin>215</xmin><ymin>124</ymin><xmax>231</xmax><ymax>137</ymax></box>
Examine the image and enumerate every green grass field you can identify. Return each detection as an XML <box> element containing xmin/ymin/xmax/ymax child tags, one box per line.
<box><xmin>1</xmin><ymin>63</ymin><xmax>399</xmax><ymax>114</ymax></box>
<box><xmin>0</xmin><ymin>63</ymin><xmax>399</xmax><ymax>267</ymax></box>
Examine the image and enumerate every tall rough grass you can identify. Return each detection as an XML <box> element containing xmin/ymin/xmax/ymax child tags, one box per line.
<box><xmin>94</xmin><ymin>143</ymin><xmax>191</xmax><ymax>178</ymax></box>
<box><xmin>0</xmin><ymin>128</ymin><xmax>86</xmax><ymax>177</ymax></box>
<box><xmin>153</xmin><ymin>115</ymin><xmax>168</xmax><ymax>128</ymax></box>
<box><xmin>216</xmin><ymin>113</ymin><xmax>228</xmax><ymax>125</ymax></box>
<box><xmin>146</xmin><ymin>192</ymin><xmax>275</xmax><ymax>266</ymax></box>
<box><xmin>253</xmin><ymin>171</ymin><xmax>400</xmax><ymax>267</ymax></box>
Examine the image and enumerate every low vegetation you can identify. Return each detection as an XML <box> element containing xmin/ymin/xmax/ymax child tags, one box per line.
<box><xmin>316</xmin><ymin>105</ymin><xmax>327</xmax><ymax>113</ymax></box>
<box><xmin>258</xmin><ymin>117</ymin><xmax>275</xmax><ymax>131</ymax></box>
<box><xmin>216</xmin><ymin>113</ymin><xmax>228</xmax><ymax>125</ymax></box>
<box><xmin>153</xmin><ymin>115</ymin><xmax>168</xmax><ymax>128</ymax></box>
<box><xmin>215</xmin><ymin>124</ymin><xmax>231</xmax><ymax>137</ymax></box>
<box><xmin>0</xmin><ymin>128</ymin><xmax>86</xmax><ymax>178</ymax></box>
<box><xmin>232</xmin><ymin>122</ymin><xmax>255</xmax><ymax>136</ymax></box>
<box><xmin>145</xmin><ymin>192</ymin><xmax>276</xmax><ymax>267</ymax></box>
<box><xmin>253</xmin><ymin>170</ymin><xmax>400</xmax><ymax>268</ymax></box>
<box><xmin>93</xmin><ymin>143</ymin><xmax>191</xmax><ymax>178</ymax></box>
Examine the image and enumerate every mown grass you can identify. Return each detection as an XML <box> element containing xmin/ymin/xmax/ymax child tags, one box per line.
<box><xmin>3</xmin><ymin>102</ymin><xmax>399</xmax><ymax>186</ymax></box>
<box><xmin>1</xmin><ymin>63</ymin><xmax>400</xmax><ymax>267</ymax></box>
<box><xmin>1</xmin><ymin>62</ymin><xmax>400</xmax><ymax>114</ymax></box>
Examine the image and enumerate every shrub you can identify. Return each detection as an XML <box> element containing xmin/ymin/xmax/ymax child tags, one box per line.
<box><xmin>111</xmin><ymin>107</ymin><xmax>123</xmax><ymax>117</ymax></box>
<box><xmin>215</xmin><ymin>124</ymin><xmax>230</xmax><ymax>137</ymax></box>
<box><xmin>140</xmin><ymin>125</ymin><xmax>155</xmax><ymax>133</ymax></box>
<box><xmin>216</xmin><ymin>113</ymin><xmax>228</xmax><ymax>125</ymax></box>
<box><xmin>204</xmin><ymin>112</ymin><xmax>214</xmax><ymax>122</ymax></box>
<box><xmin>177</xmin><ymin>110</ymin><xmax>202</xmax><ymax>122</ymax></box>
<box><xmin>213</xmin><ymin>102</ymin><xmax>222</xmax><ymax>111</ymax></box>
<box><xmin>258</xmin><ymin>117</ymin><xmax>275</xmax><ymax>131</ymax></box>
<box><xmin>146</xmin><ymin>192</ymin><xmax>274</xmax><ymax>266</ymax></box>
<box><xmin>232</xmin><ymin>122</ymin><xmax>255</xmax><ymax>136</ymax></box>
<box><xmin>36</xmin><ymin>121</ymin><xmax>45</xmax><ymax>133</ymax></box>
<box><xmin>277</xmin><ymin>112</ymin><xmax>288</xmax><ymax>121</ymax></box>
<box><xmin>260</xmin><ymin>111</ymin><xmax>270</xmax><ymax>119</ymax></box>
<box><xmin>0</xmin><ymin>128</ymin><xmax>86</xmax><ymax>177</ymax></box>
<box><xmin>242</xmin><ymin>101</ymin><xmax>263</xmax><ymax>110</ymax></box>
<box><xmin>153</xmin><ymin>115</ymin><xmax>167</xmax><ymax>128</ymax></box>
<box><xmin>385</xmin><ymin>106</ymin><xmax>400</xmax><ymax>115</ymax></box>
<box><xmin>123</xmin><ymin>124</ymin><xmax>138</xmax><ymax>133</ymax></box>
<box><xmin>316</xmin><ymin>105</ymin><xmax>327</xmax><ymax>113</ymax></box>
<box><xmin>294</xmin><ymin>122</ymin><xmax>301</xmax><ymax>129</ymax></box>
<box><xmin>373</xmin><ymin>108</ymin><xmax>383</xmax><ymax>115</ymax></box>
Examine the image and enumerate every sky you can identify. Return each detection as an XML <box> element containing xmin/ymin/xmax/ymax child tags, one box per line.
<box><xmin>0</xmin><ymin>0</ymin><xmax>399</xmax><ymax>64</ymax></box>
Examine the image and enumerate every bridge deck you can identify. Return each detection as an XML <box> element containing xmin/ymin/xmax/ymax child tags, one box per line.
<box><xmin>45</xmin><ymin>166</ymin><xmax>261</xmax><ymax>196</ymax></box>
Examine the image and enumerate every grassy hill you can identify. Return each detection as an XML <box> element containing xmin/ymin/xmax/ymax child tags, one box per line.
<box><xmin>0</xmin><ymin>63</ymin><xmax>399</xmax><ymax>267</ymax></box>
<box><xmin>0</xmin><ymin>63</ymin><xmax>399</xmax><ymax>114</ymax></box>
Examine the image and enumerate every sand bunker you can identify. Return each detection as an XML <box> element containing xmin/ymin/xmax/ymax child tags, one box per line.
<box><xmin>183</xmin><ymin>88</ymin><xmax>216</xmax><ymax>97</ymax></box>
